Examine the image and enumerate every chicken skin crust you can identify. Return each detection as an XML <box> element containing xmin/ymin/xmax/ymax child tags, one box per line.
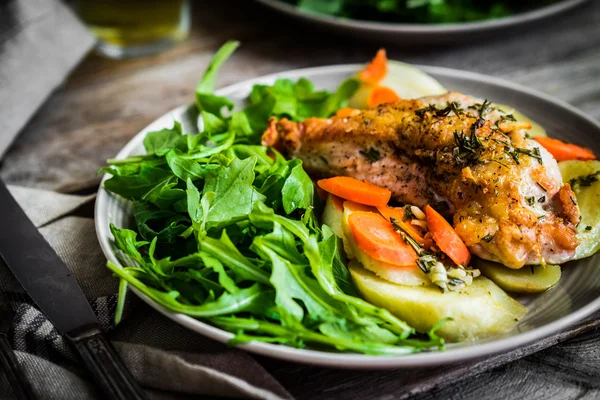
<box><xmin>262</xmin><ymin>92</ymin><xmax>580</xmax><ymax>269</ymax></box>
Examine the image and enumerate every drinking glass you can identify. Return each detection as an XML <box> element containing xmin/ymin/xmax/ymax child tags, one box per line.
<box><xmin>75</xmin><ymin>0</ymin><xmax>190</xmax><ymax>59</ymax></box>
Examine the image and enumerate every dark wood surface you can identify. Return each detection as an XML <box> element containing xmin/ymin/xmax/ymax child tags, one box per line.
<box><xmin>2</xmin><ymin>1</ymin><xmax>600</xmax><ymax>398</ymax></box>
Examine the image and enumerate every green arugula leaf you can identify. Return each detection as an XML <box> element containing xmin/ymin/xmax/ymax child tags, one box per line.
<box><xmin>211</xmin><ymin>317</ymin><xmax>420</xmax><ymax>355</ymax></box>
<box><xmin>109</xmin><ymin>223</ymin><xmax>148</xmax><ymax>266</ymax></box>
<box><xmin>202</xmin><ymin>157</ymin><xmax>266</xmax><ymax>229</ymax></box>
<box><xmin>257</xmin><ymin>244</ymin><xmax>338</xmax><ymax>328</ymax></box>
<box><xmin>199</xmin><ymin>231</ymin><xmax>271</xmax><ymax>285</ymax></box>
<box><xmin>104</xmin><ymin>163</ymin><xmax>173</xmax><ymax>200</ymax></box>
<box><xmin>282</xmin><ymin>159</ymin><xmax>314</xmax><ymax>214</ymax></box>
<box><xmin>133</xmin><ymin>202</ymin><xmax>190</xmax><ymax>244</ymax></box>
<box><xmin>250</xmin><ymin>223</ymin><xmax>306</xmax><ymax>266</ymax></box>
<box><xmin>198</xmin><ymin>252</ymin><xmax>238</xmax><ymax>294</ymax></box>
<box><xmin>166</xmin><ymin>150</ymin><xmax>217</xmax><ymax>181</ymax></box>
<box><xmin>195</xmin><ymin>40</ymin><xmax>239</xmax><ymax>116</ymax></box>
<box><xmin>320</xmin><ymin>77</ymin><xmax>361</xmax><ymax>117</ymax></box>
<box><xmin>143</xmin><ymin>123</ymin><xmax>187</xmax><ymax>156</ymax></box>
<box><xmin>108</xmin><ymin>262</ymin><xmax>271</xmax><ymax>317</ymax></box>
<box><xmin>141</xmin><ymin>175</ymin><xmax>185</xmax><ymax>209</ymax></box>
<box><xmin>200</xmin><ymin>111</ymin><xmax>228</xmax><ymax>135</ymax></box>
<box><xmin>196</xmin><ymin>40</ymin><xmax>239</xmax><ymax>94</ymax></box>
<box><xmin>186</xmin><ymin>178</ymin><xmax>202</xmax><ymax>230</ymax></box>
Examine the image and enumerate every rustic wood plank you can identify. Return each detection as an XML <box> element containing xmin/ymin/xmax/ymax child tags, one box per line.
<box><xmin>1</xmin><ymin>1</ymin><xmax>599</xmax><ymax>399</ymax></box>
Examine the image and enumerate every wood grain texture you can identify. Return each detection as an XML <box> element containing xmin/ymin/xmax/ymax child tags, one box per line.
<box><xmin>1</xmin><ymin>0</ymin><xmax>599</xmax><ymax>399</ymax></box>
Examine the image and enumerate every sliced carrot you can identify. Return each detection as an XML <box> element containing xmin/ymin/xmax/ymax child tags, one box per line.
<box><xmin>367</xmin><ymin>86</ymin><xmax>400</xmax><ymax>108</ymax></box>
<box><xmin>318</xmin><ymin>176</ymin><xmax>391</xmax><ymax>207</ymax></box>
<box><xmin>534</xmin><ymin>137</ymin><xmax>595</xmax><ymax>162</ymax></box>
<box><xmin>349</xmin><ymin>211</ymin><xmax>418</xmax><ymax>268</ymax></box>
<box><xmin>377</xmin><ymin>206</ymin><xmax>426</xmax><ymax>245</ymax></box>
<box><xmin>359</xmin><ymin>49</ymin><xmax>388</xmax><ymax>85</ymax></box>
<box><xmin>335</xmin><ymin>107</ymin><xmax>360</xmax><ymax>118</ymax></box>
<box><xmin>425</xmin><ymin>205</ymin><xmax>471</xmax><ymax>267</ymax></box>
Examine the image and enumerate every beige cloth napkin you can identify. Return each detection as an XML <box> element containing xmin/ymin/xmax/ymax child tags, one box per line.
<box><xmin>2</xmin><ymin>185</ymin><xmax>292</xmax><ymax>400</ymax></box>
<box><xmin>0</xmin><ymin>0</ymin><xmax>94</xmax><ymax>158</ymax></box>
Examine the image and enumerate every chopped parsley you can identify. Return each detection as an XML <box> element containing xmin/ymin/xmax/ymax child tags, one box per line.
<box><xmin>415</xmin><ymin>102</ymin><xmax>463</xmax><ymax>119</ymax></box>
<box><xmin>500</xmin><ymin>114</ymin><xmax>517</xmax><ymax>122</ymax></box>
<box><xmin>569</xmin><ymin>171</ymin><xmax>600</xmax><ymax>188</ymax></box>
<box><xmin>359</xmin><ymin>147</ymin><xmax>382</xmax><ymax>163</ymax></box>
<box><xmin>482</xmin><ymin>234</ymin><xmax>495</xmax><ymax>243</ymax></box>
<box><xmin>526</xmin><ymin>196</ymin><xmax>535</xmax><ymax>206</ymax></box>
<box><xmin>469</xmin><ymin>99</ymin><xmax>493</xmax><ymax>118</ymax></box>
<box><xmin>402</xmin><ymin>205</ymin><xmax>415</xmax><ymax>222</ymax></box>
<box><xmin>453</xmin><ymin>128</ymin><xmax>483</xmax><ymax>164</ymax></box>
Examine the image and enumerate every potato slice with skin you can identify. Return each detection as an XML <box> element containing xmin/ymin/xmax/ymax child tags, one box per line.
<box><xmin>476</xmin><ymin>260</ymin><xmax>561</xmax><ymax>293</ymax></box>
<box><xmin>322</xmin><ymin>194</ymin><xmax>344</xmax><ymax>239</ymax></box>
<box><xmin>342</xmin><ymin>202</ymin><xmax>428</xmax><ymax>286</ymax></box>
<box><xmin>558</xmin><ymin>160</ymin><xmax>600</xmax><ymax>260</ymax></box>
<box><xmin>349</xmin><ymin>262</ymin><xmax>527</xmax><ymax>342</ymax></box>
<box><xmin>350</xmin><ymin>61</ymin><xmax>448</xmax><ymax>108</ymax></box>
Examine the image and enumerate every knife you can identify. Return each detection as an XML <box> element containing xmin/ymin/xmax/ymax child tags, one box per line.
<box><xmin>0</xmin><ymin>180</ymin><xmax>146</xmax><ymax>400</ymax></box>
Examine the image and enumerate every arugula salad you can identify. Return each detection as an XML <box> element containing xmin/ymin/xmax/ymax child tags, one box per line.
<box><xmin>102</xmin><ymin>41</ymin><xmax>447</xmax><ymax>355</ymax></box>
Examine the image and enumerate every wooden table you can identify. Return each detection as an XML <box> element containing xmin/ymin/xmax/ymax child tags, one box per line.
<box><xmin>2</xmin><ymin>1</ymin><xmax>599</xmax><ymax>398</ymax></box>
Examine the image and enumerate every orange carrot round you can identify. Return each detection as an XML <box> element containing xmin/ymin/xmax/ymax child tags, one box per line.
<box><xmin>317</xmin><ymin>177</ymin><xmax>391</xmax><ymax>207</ymax></box>
<box><xmin>425</xmin><ymin>205</ymin><xmax>471</xmax><ymax>267</ymax></box>
<box><xmin>367</xmin><ymin>86</ymin><xmax>400</xmax><ymax>108</ymax></box>
<box><xmin>359</xmin><ymin>49</ymin><xmax>388</xmax><ymax>85</ymax></box>
<box><xmin>335</xmin><ymin>107</ymin><xmax>360</xmax><ymax>118</ymax></box>
<box><xmin>377</xmin><ymin>206</ymin><xmax>426</xmax><ymax>246</ymax></box>
<box><xmin>534</xmin><ymin>137</ymin><xmax>596</xmax><ymax>162</ymax></box>
<box><xmin>349</xmin><ymin>211</ymin><xmax>417</xmax><ymax>268</ymax></box>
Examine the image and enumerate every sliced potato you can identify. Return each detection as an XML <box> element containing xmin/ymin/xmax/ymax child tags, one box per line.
<box><xmin>559</xmin><ymin>160</ymin><xmax>600</xmax><ymax>260</ymax></box>
<box><xmin>349</xmin><ymin>262</ymin><xmax>527</xmax><ymax>342</ymax></box>
<box><xmin>476</xmin><ymin>260</ymin><xmax>561</xmax><ymax>293</ymax></box>
<box><xmin>322</xmin><ymin>194</ymin><xmax>344</xmax><ymax>239</ymax></box>
<box><xmin>349</xmin><ymin>61</ymin><xmax>447</xmax><ymax>109</ymax></box>
<box><xmin>342</xmin><ymin>202</ymin><xmax>429</xmax><ymax>286</ymax></box>
<box><xmin>495</xmin><ymin>104</ymin><xmax>547</xmax><ymax>137</ymax></box>
<box><xmin>383</xmin><ymin>61</ymin><xmax>448</xmax><ymax>99</ymax></box>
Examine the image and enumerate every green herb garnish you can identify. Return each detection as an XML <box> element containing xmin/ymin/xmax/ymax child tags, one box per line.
<box><xmin>359</xmin><ymin>147</ymin><xmax>382</xmax><ymax>163</ymax></box>
<box><xmin>482</xmin><ymin>234</ymin><xmax>495</xmax><ymax>243</ymax></box>
<box><xmin>453</xmin><ymin>128</ymin><xmax>483</xmax><ymax>164</ymax></box>
<box><xmin>570</xmin><ymin>171</ymin><xmax>600</xmax><ymax>188</ymax></box>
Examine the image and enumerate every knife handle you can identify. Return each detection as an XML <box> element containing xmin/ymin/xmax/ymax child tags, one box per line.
<box><xmin>68</xmin><ymin>327</ymin><xmax>146</xmax><ymax>400</ymax></box>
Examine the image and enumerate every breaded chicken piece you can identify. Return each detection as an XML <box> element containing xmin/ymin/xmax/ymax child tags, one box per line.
<box><xmin>262</xmin><ymin>92</ymin><xmax>580</xmax><ymax>268</ymax></box>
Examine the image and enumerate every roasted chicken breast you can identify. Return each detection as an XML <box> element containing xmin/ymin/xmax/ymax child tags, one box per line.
<box><xmin>262</xmin><ymin>92</ymin><xmax>580</xmax><ymax>269</ymax></box>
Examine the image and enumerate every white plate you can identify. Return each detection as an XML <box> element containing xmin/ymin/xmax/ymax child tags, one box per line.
<box><xmin>256</xmin><ymin>0</ymin><xmax>590</xmax><ymax>44</ymax></box>
<box><xmin>96</xmin><ymin>64</ymin><xmax>600</xmax><ymax>369</ymax></box>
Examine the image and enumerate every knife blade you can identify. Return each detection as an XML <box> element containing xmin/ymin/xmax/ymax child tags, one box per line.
<box><xmin>0</xmin><ymin>179</ymin><xmax>146</xmax><ymax>400</ymax></box>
